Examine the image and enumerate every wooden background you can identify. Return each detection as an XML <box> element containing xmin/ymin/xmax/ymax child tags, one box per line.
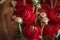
<box><xmin>0</xmin><ymin>0</ymin><xmax>18</xmax><ymax>40</ymax></box>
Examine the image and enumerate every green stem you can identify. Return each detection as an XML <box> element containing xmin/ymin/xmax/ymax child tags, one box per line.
<box><xmin>46</xmin><ymin>39</ymin><xmax>48</xmax><ymax>40</ymax></box>
<box><xmin>41</xmin><ymin>24</ymin><xmax>45</xmax><ymax>40</ymax></box>
<box><xmin>35</xmin><ymin>6</ymin><xmax>38</xmax><ymax>24</ymax></box>
<box><xmin>56</xmin><ymin>30</ymin><xmax>60</xmax><ymax>38</ymax></box>
<box><xmin>55</xmin><ymin>30</ymin><xmax>60</xmax><ymax>40</ymax></box>
<box><xmin>55</xmin><ymin>32</ymin><xmax>60</xmax><ymax>40</ymax></box>
<box><xmin>35</xmin><ymin>17</ymin><xmax>37</xmax><ymax>24</ymax></box>
<box><xmin>18</xmin><ymin>23</ymin><xmax>24</xmax><ymax>37</ymax></box>
<box><xmin>54</xmin><ymin>37</ymin><xmax>58</xmax><ymax>40</ymax></box>
<box><xmin>52</xmin><ymin>38</ymin><xmax>54</xmax><ymax>40</ymax></box>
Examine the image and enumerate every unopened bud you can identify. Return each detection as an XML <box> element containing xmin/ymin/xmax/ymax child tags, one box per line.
<box><xmin>39</xmin><ymin>36</ymin><xmax>42</xmax><ymax>39</ymax></box>
<box><xmin>11</xmin><ymin>1</ymin><xmax>17</xmax><ymax>7</ymax></box>
<box><xmin>30</xmin><ymin>26</ymin><xmax>35</xmax><ymax>32</ymax></box>
<box><xmin>36</xmin><ymin>4</ymin><xmax>41</xmax><ymax>9</ymax></box>
<box><xmin>15</xmin><ymin>17</ymin><xmax>23</xmax><ymax>24</ymax></box>
<box><xmin>40</xmin><ymin>12</ymin><xmax>47</xmax><ymax>17</ymax></box>
<box><xmin>32</xmin><ymin>0</ymin><xmax>39</xmax><ymax>5</ymax></box>
<box><xmin>42</xmin><ymin>17</ymin><xmax>49</xmax><ymax>25</ymax></box>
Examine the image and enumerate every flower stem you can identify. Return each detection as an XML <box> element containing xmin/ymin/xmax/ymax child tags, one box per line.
<box><xmin>41</xmin><ymin>23</ymin><xmax>45</xmax><ymax>40</ymax></box>
<box><xmin>23</xmin><ymin>0</ymin><xmax>26</xmax><ymax>6</ymax></box>
<box><xmin>54</xmin><ymin>37</ymin><xmax>58</xmax><ymax>40</ymax></box>
<box><xmin>51</xmin><ymin>0</ymin><xmax>53</xmax><ymax>9</ymax></box>
<box><xmin>33</xmin><ymin>5</ymin><xmax>35</xmax><ymax>13</ymax></box>
<box><xmin>56</xmin><ymin>30</ymin><xmax>60</xmax><ymax>40</ymax></box>
<box><xmin>35</xmin><ymin>15</ymin><xmax>37</xmax><ymax>24</ymax></box>
<box><xmin>35</xmin><ymin>5</ymin><xmax>38</xmax><ymax>24</ymax></box>
<box><xmin>43</xmin><ymin>0</ymin><xmax>45</xmax><ymax>3</ymax></box>
<box><xmin>52</xmin><ymin>38</ymin><xmax>54</xmax><ymax>40</ymax></box>
<box><xmin>54</xmin><ymin>0</ymin><xmax>57</xmax><ymax>8</ymax></box>
<box><xmin>18</xmin><ymin>23</ymin><xmax>24</xmax><ymax>37</ymax></box>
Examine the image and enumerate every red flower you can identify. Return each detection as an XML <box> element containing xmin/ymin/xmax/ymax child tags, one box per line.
<box><xmin>25</xmin><ymin>13</ymin><xmax>36</xmax><ymax>25</ymax></box>
<box><xmin>17</xmin><ymin>7</ymin><xmax>32</xmax><ymax>20</ymax></box>
<box><xmin>41</xmin><ymin>4</ymin><xmax>50</xmax><ymax>10</ymax></box>
<box><xmin>16</xmin><ymin>7</ymin><xmax>36</xmax><ymax>25</ymax></box>
<box><xmin>23</xmin><ymin>24</ymin><xmax>42</xmax><ymax>40</ymax></box>
<box><xmin>38</xmin><ymin>4</ymin><xmax>51</xmax><ymax>13</ymax></box>
<box><xmin>46</xmin><ymin>0</ymin><xmax>54</xmax><ymax>5</ymax></box>
<box><xmin>56</xmin><ymin>1</ymin><xmax>60</xmax><ymax>8</ymax></box>
<box><xmin>58</xmin><ymin>23</ymin><xmax>60</xmax><ymax>29</ymax></box>
<box><xmin>15</xmin><ymin>1</ymin><xmax>24</xmax><ymax>10</ymax></box>
<box><xmin>43</xmin><ymin>33</ymin><xmax>56</xmax><ymax>38</ymax></box>
<box><xmin>15</xmin><ymin>1</ymin><xmax>33</xmax><ymax>11</ymax></box>
<box><xmin>43</xmin><ymin>23</ymin><xmax>60</xmax><ymax>38</ymax></box>
<box><xmin>49</xmin><ymin>8</ymin><xmax>60</xmax><ymax>23</ymax></box>
<box><xmin>12</xmin><ymin>1</ymin><xmax>34</xmax><ymax>25</ymax></box>
<box><xmin>56</xmin><ymin>3</ymin><xmax>60</xmax><ymax>8</ymax></box>
<box><xmin>25</xmin><ymin>0</ymin><xmax>32</xmax><ymax>4</ymax></box>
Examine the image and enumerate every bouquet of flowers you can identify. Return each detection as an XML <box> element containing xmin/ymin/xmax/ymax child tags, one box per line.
<box><xmin>11</xmin><ymin>0</ymin><xmax>60</xmax><ymax>40</ymax></box>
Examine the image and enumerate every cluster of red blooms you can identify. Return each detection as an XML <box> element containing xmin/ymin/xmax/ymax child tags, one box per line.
<box><xmin>12</xmin><ymin>0</ymin><xmax>60</xmax><ymax>40</ymax></box>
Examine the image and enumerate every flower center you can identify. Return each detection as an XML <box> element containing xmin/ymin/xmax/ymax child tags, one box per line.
<box><xmin>30</xmin><ymin>26</ymin><xmax>34</xmax><ymax>32</ymax></box>
<box><xmin>56</xmin><ymin>13</ymin><xmax>60</xmax><ymax>18</ymax></box>
<box><xmin>47</xmin><ymin>23</ymin><xmax>52</xmax><ymax>27</ymax></box>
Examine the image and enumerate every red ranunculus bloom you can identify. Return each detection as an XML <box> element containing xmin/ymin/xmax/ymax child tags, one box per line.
<box><xmin>46</xmin><ymin>0</ymin><xmax>54</xmax><ymax>5</ymax></box>
<box><xmin>49</xmin><ymin>8</ymin><xmax>60</xmax><ymax>23</ymax></box>
<box><xmin>43</xmin><ymin>23</ymin><xmax>60</xmax><ymax>38</ymax></box>
<box><xmin>15</xmin><ymin>1</ymin><xmax>24</xmax><ymax>10</ymax></box>
<box><xmin>13</xmin><ymin>1</ymin><xmax>34</xmax><ymax>25</ymax></box>
<box><xmin>23</xmin><ymin>24</ymin><xmax>42</xmax><ymax>40</ymax></box>
<box><xmin>56</xmin><ymin>1</ymin><xmax>60</xmax><ymax>8</ymax></box>
<box><xmin>38</xmin><ymin>4</ymin><xmax>51</xmax><ymax>13</ymax></box>
<box><xmin>25</xmin><ymin>0</ymin><xmax>32</xmax><ymax>4</ymax></box>
<box><xmin>41</xmin><ymin>4</ymin><xmax>50</xmax><ymax>10</ymax></box>
<box><xmin>16</xmin><ymin>7</ymin><xmax>36</xmax><ymax>25</ymax></box>
<box><xmin>15</xmin><ymin>1</ymin><xmax>33</xmax><ymax>11</ymax></box>
<box><xmin>59</xmin><ymin>23</ymin><xmax>60</xmax><ymax>29</ymax></box>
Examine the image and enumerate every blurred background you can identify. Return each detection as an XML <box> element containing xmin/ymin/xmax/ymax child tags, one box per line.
<box><xmin>0</xmin><ymin>0</ymin><xmax>18</xmax><ymax>40</ymax></box>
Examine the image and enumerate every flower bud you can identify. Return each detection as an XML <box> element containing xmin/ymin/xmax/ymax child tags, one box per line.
<box><xmin>32</xmin><ymin>0</ymin><xmax>39</xmax><ymax>5</ymax></box>
<box><xmin>36</xmin><ymin>4</ymin><xmax>41</xmax><ymax>9</ymax></box>
<box><xmin>15</xmin><ymin>17</ymin><xmax>23</xmax><ymax>24</ymax></box>
<box><xmin>40</xmin><ymin>12</ymin><xmax>47</xmax><ymax>17</ymax></box>
<box><xmin>39</xmin><ymin>36</ymin><xmax>42</xmax><ymax>39</ymax></box>
<box><xmin>42</xmin><ymin>17</ymin><xmax>49</xmax><ymax>25</ymax></box>
<box><xmin>30</xmin><ymin>26</ymin><xmax>35</xmax><ymax>32</ymax></box>
<box><xmin>0</xmin><ymin>0</ymin><xmax>5</xmax><ymax>4</ymax></box>
<box><xmin>11</xmin><ymin>1</ymin><xmax>17</xmax><ymax>7</ymax></box>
